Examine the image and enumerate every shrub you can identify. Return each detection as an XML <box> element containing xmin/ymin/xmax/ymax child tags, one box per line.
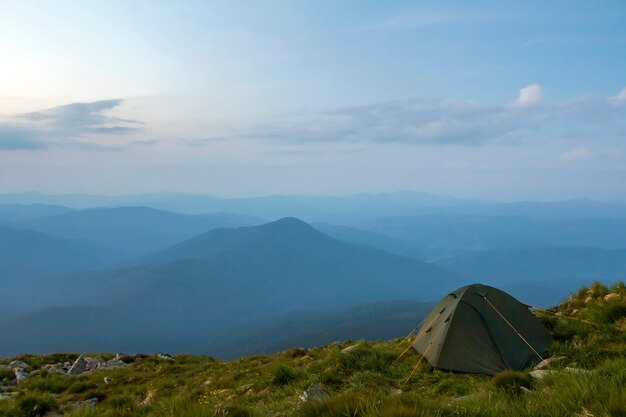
<box><xmin>602</xmin><ymin>302</ymin><xmax>626</xmax><ymax>323</ymax></box>
<box><xmin>336</xmin><ymin>344</ymin><xmax>395</xmax><ymax>373</ymax></box>
<box><xmin>118</xmin><ymin>355</ymin><xmax>138</xmax><ymax>364</ymax></box>
<box><xmin>107</xmin><ymin>394</ymin><xmax>135</xmax><ymax>411</ymax></box>
<box><xmin>319</xmin><ymin>371</ymin><xmax>343</xmax><ymax>387</ymax></box>
<box><xmin>67</xmin><ymin>379</ymin><xmax>98</xmax><ymax>394</ymax></box>
<box><xmin>492</xmin><ymin>370</ymin><xmax>531</xmax><ymax>394</ymax></box>
<box><xmin>590</xmin><ymin>281</ymin><xmax>609</xmax><ymax>298</ymax></box>
<box><xmin>0</xmin><ymin>368</ymin><xmax>14</xmax><ymax>381</ymax></box>
<box><xmin>432</xmin><ymin>378</ymin><xmax>469</xmax><ymax>396</ymax></box>
<box><xmin>271</xmin><ymin>365</ymin><xmax>296</xmax><ymax>385</ymax></box>
<box><xmin>21</xmin><ymin>374</ymin><xmax>72</xmax><ymax>394</ymax></box>
<box><xmin>286</xmin><ymin>348</ymin><xmax>308</xmax><ymax>358</ymax></box>
<box><xmin>16</xmin><ymin>394</ymin><xmax>57</xmax><ymax>417</ymax></box>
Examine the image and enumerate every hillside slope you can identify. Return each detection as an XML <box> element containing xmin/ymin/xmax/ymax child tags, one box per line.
<box><xmin>0</xmin><ymin>282</ymin><xmax>624</xmax><ymax>417</ymax></box>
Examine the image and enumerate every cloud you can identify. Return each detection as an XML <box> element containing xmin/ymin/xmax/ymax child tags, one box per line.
<box><xmin>191</xmin><ymin>87</ymin><xmax>625</xmax><ymax>147</ymax></box>
<box><xmin>0</xmin><ymin>99</ymin><xmax>142</xmax><ymax>150</ymax></box>
<box><xmin>611</xmin><ymin>87</ymin><xmax>626</xmax><ymax>104</ymax></box>
<box><xmin>515</xmin><ymin>84</ymin><xmax>544</xmax><ymax>106</ymax></box>
<box><xmin>560</xmin><ymin>147</ymin><xmax>592</xmax><ymax>161</ymax></box>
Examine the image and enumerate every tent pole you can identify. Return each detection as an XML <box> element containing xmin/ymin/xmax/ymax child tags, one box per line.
<box><xmin>394</xmin><ymin>313</ymin><xmax>441</xmax><ymax>362</ymax></box>
<box><xmin>483</xmin><ymin>296</ymin><xmax>547</xmax><ymax>366</ymax></box>
<box><xmin>403</xmin><ymin>322</ymin><xmax>447</xmax><ymax>385</ymax></box>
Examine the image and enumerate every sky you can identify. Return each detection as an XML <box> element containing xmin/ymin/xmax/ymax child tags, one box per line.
<box><xmin>0</xmin><ymin>0</ymin><xmax>625</xmax><ymax>200</ymax></box>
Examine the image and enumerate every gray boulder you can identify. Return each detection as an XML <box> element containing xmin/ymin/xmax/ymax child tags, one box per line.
<box><xmin>68</xmin><ymin>355</ymin><xmax>87</xmax><ymax>375</ymax></box>
<box><xmin>299</xmin><ymin>384</ymin><xmax>330</xmax><ymax>403</ymax></box>
<box><xmin>14</xmin><ymin>369</ymin><xmax>28</xmax><ymax>385</ymax></box>
<box><xmin>8</xmin><ymin>360</ymin><xmax>30</xmax><ymax>370</ymax></box>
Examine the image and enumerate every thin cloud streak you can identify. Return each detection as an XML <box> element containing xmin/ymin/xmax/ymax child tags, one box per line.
<box><xmin>0</xmin><ymin>99</ymin><xmax>143</xmax><ymax>150</ymax></box>
<box><xmin>195</xmin><ymin>88</ymin><xmax>626</xmax><ymax>147</ymax></box>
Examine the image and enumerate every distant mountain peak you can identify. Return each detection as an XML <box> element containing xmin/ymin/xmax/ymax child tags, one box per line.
<box><xmin>263</xmin><ymin>217</ymin><xmax>314</xmax><ymax>229</ymax></box>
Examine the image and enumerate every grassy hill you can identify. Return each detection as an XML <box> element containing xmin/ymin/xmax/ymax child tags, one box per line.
<box><xmin>1</xmin><ymin>282</ymin><xmax>624</xmax><ymax>417</ymax></box>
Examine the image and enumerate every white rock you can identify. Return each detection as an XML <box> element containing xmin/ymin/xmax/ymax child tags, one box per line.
<box><xmin>533</xmin><ymin>356</ymin><xmax>567</xmax><ymax>370</ymax></box>
<box><xmin>341</xmin><ymin>343</ymin><xmax>362</xmax><ymax>353</ymax></box>
<box><xmin>8</xmin><ymin>360</ymin><xmax>30</xmax><ymax>370</ymax></box>
<box><xmin>157</xmin><ymin>353</ymin><xmax>174</xmax><ymax>361</ymax></box>
<box><xmin>14</xmin><ymin>369</ymin><xmax>28</xmax><ymax>384</ymax></box>
<box><xmin>299</xmin><ymin>384</ymin><xmax>330</xmax><ymax>403</ymax></box>
<box><xmin>529</xmin><ymin>369</ymin><xmax>556</xmax><ymax>379</ymax></box>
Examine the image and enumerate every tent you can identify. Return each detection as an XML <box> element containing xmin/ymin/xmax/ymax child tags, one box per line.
<box><xmin>412</xmin><ymin>284</ymin><xmax>552</xmax><ymax>375</ymax></box>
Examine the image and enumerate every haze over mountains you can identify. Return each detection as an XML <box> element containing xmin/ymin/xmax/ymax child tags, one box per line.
<box><xmin>1</xmin><ymin>191</ymin><xmax>625</xmax><ymax>358</ymax></box>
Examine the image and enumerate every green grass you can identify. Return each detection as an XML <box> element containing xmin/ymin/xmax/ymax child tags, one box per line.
<box><xmin>0</xmin><ymin>282</ymin><xmax>624</xmax><ymax>417</ymax></box>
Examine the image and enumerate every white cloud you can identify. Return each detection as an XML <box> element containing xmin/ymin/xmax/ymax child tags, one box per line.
<box><xmin>515</xmin><ymin>84</ymin><xmax>544</xmax><ymax>106</ymax></box>
<box><xmin>182</xmin><ymin>88</ymin><xmax>626</xmax><ymax>147</ymax></box>
<box><xmin>560</xmin><ymin>147</ymin><xmax>592</xmax><ymax>161</ymax></box>
<box><xmin>610</xmin><ymin>87</ymin><xmax>626</xmax><ymax>104</ymax></box>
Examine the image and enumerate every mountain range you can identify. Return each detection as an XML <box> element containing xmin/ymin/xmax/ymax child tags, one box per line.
<box><xmin>1</xmin><ymin>193</ymin><xmax>626</xmax><ymax>359</ymax></box>
<box><xmin>0</xmin><ymin>217</ymin><xmax>462</xmax><ymax>358</ymax></box>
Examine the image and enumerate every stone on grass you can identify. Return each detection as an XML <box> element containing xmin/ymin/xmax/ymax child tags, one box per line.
<box><xmin>8</xmin><ymin>360</ymin><xmax>30</xmax><ymax>370</ymax></box>
<box><xmin>529</xmin><ymin>369</ymin><xmax>556</xmax><ymax>379</ymax></box>
<box><xmin>299</xmin><ymin>384</ymin><xmax>330</xmax><ymax>403</ymax></box>
<box><xmin>73</xmin><ymin>398</ymin><xmax>99</xmax><ymax>408</ymax></box>
<box><xmin>14</xmin><ymin>369</ymin><xmax>28</xmax><ymax>385</ymax></box>
<box><xmin>533</xmin><ymin>356</ymin><xmax>567</xmax><ymax>370</ymax></box>
<box><xmin>341</xmin><ymin>343</ymin><xmax>362</xmax><ymax>353</ymax></box>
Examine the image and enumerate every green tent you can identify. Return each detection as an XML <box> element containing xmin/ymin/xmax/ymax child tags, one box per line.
<box><xmin>412</xmin><ymin>284</ymin><xmax>552</xmax><ymax>375</ymax></box>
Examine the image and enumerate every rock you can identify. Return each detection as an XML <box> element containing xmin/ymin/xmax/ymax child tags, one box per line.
<box><xmin>84</xmin><ymin>356</ymin><xmax>104</xmax><ymax>371</ymax></box>
<box><xmin>104</xmin><ymin>377</ymin><xmax>112</xmax><ymax>385</ymax></box>
<box><xmin>520</xmin><ymin>386</ymin><xmax>532</xmax><ymax>394</ymax></box>
<box><xmin>141</xmin><ymin>389</ymin><xmax>156</xmax><ymax>406</ymax></box>
<box><xmin>14</xmin><ymin>369</ymin><xmax>28</xmax><ymax>384</ymax></box>
<box><xmin>533</xmin><ymin>356</ymin><xmax>567</xmax><ymax>370</ymax></box>
<box><xmin>74</xmin><ymin>398</ymin><xmax>99</xmax><ymax>408</ymax></box>
<box><xmin>341</xmin><ymin>343</ymin><xmax>362</xmax><ymax>354</ymax></box>
<box><xmin>390</xmin><ymin>388</ymin><xmax>403</xmax><ymax>396</ymax></box>
<box><xmin>157</xmin><ymin>353</ymin><xmax>174</xmax><ymax>361</ymax></box>
<box><xmin>529</xmin><ymin>369</ymin><xmax>556</xmax><ymax>379</ymax></box>
<box><xmin>8</xmin><ymin>360</ymin><xmax>30</xmax><ymax>370</ymax></box>
<box><xmin>604</xmin><ymin>293</ymin><xmax>621</xmax><ymax>302</ymax></box>
<box><xmin>584</xmin><ymin>296</ymin><xmax>593</xmax><ymax>304</ymax></box>
<box><xmin>68</xmin><ymin>355</ymin><xmax>87</xmax><ymax>375</ymax></box>
<box><xmin>42</xmin><ymin>363</ymin><xmax>66</xmax><ymax>374</ymax></box>
<box><xmin>101</xmin><ymin>359</ymin><xmax>126</xmax><ymax>370</ymax></box>
<box><xmin>299</xmin><ymin>384</ymin><xmax>330</xmax><ymax>403</ymax></box>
